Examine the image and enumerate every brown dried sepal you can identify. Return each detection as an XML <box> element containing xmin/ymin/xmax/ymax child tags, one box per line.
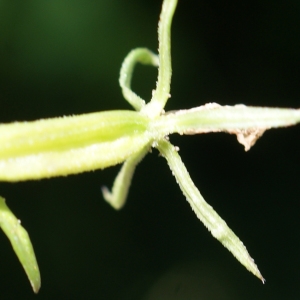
<box><xmin>227</xmin><ymin>127</ymin><xmax>267</xmax><ymax>151</ymax></box>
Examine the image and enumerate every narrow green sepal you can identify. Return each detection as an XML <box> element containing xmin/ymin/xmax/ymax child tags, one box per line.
<box><xmin>120</xmin><ymin>48</ymin><xmax>159</xmax><ymax>111</ymax></box>
<box><xmin>0</xmin><ymin>197</ymin><xmax>41</xmax><ymax>293</ymax></box>
<box><xmin>156</xmin><ymin>139</ymin><xmax>265</xmax><ymax>283</ymax></box>
<box><xmin>102</xmin><ymin>143</ymin><xmax>151</xmax><ymax>210</ymax></box>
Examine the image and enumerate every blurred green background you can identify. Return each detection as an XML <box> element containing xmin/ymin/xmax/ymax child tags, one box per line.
<box><xmin>0</xmin><ymin>0</ymin><xmax>300</xmax><ymax>299</ymax></box>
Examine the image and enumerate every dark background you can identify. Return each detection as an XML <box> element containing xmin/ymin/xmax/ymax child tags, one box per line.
<box><xmin>0</xmin><ymin>0</ymin><xmax>299</xmax><ymax>299</ymax></box>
